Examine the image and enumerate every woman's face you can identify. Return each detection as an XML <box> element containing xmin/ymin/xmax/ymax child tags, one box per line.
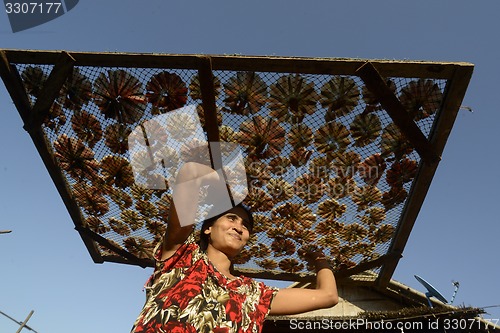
<box><xmin>204</xmin><ymin>207</ymin><xmax>251</xmax><ymax>258</ymax></box>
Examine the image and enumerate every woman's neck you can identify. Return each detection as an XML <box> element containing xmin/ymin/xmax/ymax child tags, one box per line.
<box><xmin>206</xmin><ymin>246</ymin><xmax>235</xmax><ymax>279</ymax></box>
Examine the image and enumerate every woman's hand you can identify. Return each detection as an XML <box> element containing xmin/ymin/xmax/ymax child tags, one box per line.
<box><xmin>175</xmin><ymin>162</ymin><xmax>220</xmax><ymax>186</ymax></box>
<box><xmin>269</xmin><ymin>245</ymin><xmax>338</xmax><ymax>315</ymax></box>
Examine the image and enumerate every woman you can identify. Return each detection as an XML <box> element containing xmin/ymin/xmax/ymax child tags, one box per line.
<box><xmin>131</xmin><ymin>162</ymin><xmax>338</xmax><ymax>333</ymax></box>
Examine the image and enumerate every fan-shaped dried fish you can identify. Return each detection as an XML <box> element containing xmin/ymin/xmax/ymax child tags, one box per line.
<box><xmin>194</xmin><ymin>104</ymin><xmax>223</xmax><ymax>130</ymax></box>
<box><xmin>223</xmin><ymin>72</ymin><xmax>267</xmax><ymax>115</ymax></box>
<box><xmin>352</xmin><ymin>185</ymin><xmax>382</xmax><ymax>211</ymax></box>
<box><xmin>359</xmin><ymin>207</ymin><xmax>386</xmax><ymax>228</ymax></box>
<box><xmin>21</xmin><ymin>65</ymin><xmax>47</xmax><ymax>97</ymax></box>
<box><xmin>251</xmin><ymin>213</ymin><xmax>272</xmax><ymax>234</ymax></box>
<box><xmin>94</xmin><ymin>69</ymin><xmax>146</xmax><ymax>124</ymax></box>
<box><xmin>330</xmin><ymin>151</ymin><xmax>360</xmax><ymax>179</ymax></box>
<box><xmin>128</xmin><ymin>119</ymin><xmax>169</xmax><ymax>151</ymax></box>
<box><xmin>53</xmin><ymin>134</ymin><xmax>100</xmax><ymax>181</ymax></box>
<box><xmin>232</xmin><ymin>249</ymin><xmax>251</xmax><ymax>265</ymax></box>
<box><xmin>266</xmin><ymin>226</ymin><xmax>287</xmax><ymax>239</ymax></box>
<box><xmin>317</xmin><ymin>234</ymin><xmax>341</xmax><ymax>249</ymax></box>
<box><xmin>340</xmin><ymin>223</ymin><xmax>368</xmax><ymax>243</ymax></box>
<box><xmin>144</xmin><ymin>174</ymin><xmax>169</xmax><ymax>192</ymax></box>
<box><xmin>279</xmin><ymin>258</ymin><xmax>304</xmax><ymax>273</ymax></box>
<box><xmin>100</xmin><ymin>155</ymin><xmax>135</xmax><ymax>189</ymax></box>
<box><xmin>400</xmin><ymin>79</ymin><xmax>443</xmax><ymax>121</ymax></box>
<box><xmin>333</xmin><ymin>255</ymin><xmax>357</xmax><ymax>270</ymax></box>
<box><xmin>272</xmin><ymin>202</ymin><xmax>316</xmax><ymax>230</ymax></box>
<box><xmin>145</xmin><ymin>220</ymin><xmax>166</xmax><ymax>239</ymax></box>
<box><xmin>382</xmin><ymin>186</ymin><xmax>407</xmax><ymax>210</ymax></box>
<box><xmin>121</xmin><ymin>209</ymin><xmax>144</xmax><ymax>231</ymax></box>
<box><xmin>250</xmin><ymin>244</ymin><xmax>271</xmax><ymax>258</ymax></box>
<box><xmin>309</xmin><ymin>157</ymin><xmax>332</xmax><ymax>180</ymax></box>
<box><xmin>358</xmin><ymin>154</ymin><xmax>386</xmax><ymax>186</ymax></box>
<box><xmin>386</xmin><ymin>158</ymin><xmax>418</xmax><ymax>188</ymax></box>
<box><xmin>219</xmin><ymin>124</ymin><xmax>236</xmax><ymax>143</ymax></box>
<box><xmin>42</xmin><ymin>103</ymin><xmax>67</xmax><ymax>132</ymax></box>
<box><xmin>71</xmin><ymin>110</ymin><xmax>102</xmax><ymax>148</ymax></box>
<box><xmin>189</xmin><ymin>74</ymin><xmax>222</xmax><ymax>101</ymax></box>
<box><xmin>154</xmin><ymin>146</ymin><xmax>180</xmax><ymax>171</ymax></box>
<box><xmin>266</xmin><ymin>178</ymin><xmax>294</xmax><ymax>204</ymax></box>
<box><xmin>350</xmin><ymin>113</ymin><xmax>382</xmax><ymax>147</ymax></box>
<box><xmin>108</xmin><ymin>187</ymin><xmax>133</xmax><ymax>210</ymax></box>
<box><xmin>316</xmin><ymin>220</ymin><xmax>343</xmax><ymax>236</ymax></box>
<box><xmin>320</xmin><ymin>76</ymin><xmax>360</xmax><ymax>121</ymax></box>
<box><xmin>288</xmin><ymin>123</ymin><xmax>313</xmax><ymax>149</ymax></box>
<box><xmin>271</xmin><ymin>238</ymin><xmax>296</xmax><ymax>256</ymax></box>
<box><xmin>85</xmin><ymin>216</ymin><xmax>110</xmax><ymax>234</ymax></box>
<box><xmin>246</xmin><ymin>161</ymin><xmax>271</xmax><ymax>187</ymax></box>
<box><xmin>58</xmin><ymin>68</ymin><xmax>92</xmax><ymax>111</ymax></box>
<box><xmin>290</xmin><ymin>147</ymin><xmax>313</xmax><ymax>167</ymax></box>
<box><xmin>244</xmin><ymin>187</ymin><xmax>273</xmax><ymax>212</ymax></box>
<box><xmin>269</xmin><ymin>74</ymin><xmax>318</xmax><ymax>123</ymax></box>
<box><xmin>145</xmin><ymin>71</ymin><xmax>188</xmax><ymax>111</ymax></box>
<box><xmin>297</xmin><ymin>244</ymin><xmax>322</xmax><ymax>261</ymax></box>
<box><xmin>256</xmin><ymin>259</ymin><xmax>278</xmax><ymax>270</ymax></box>
<box><xmin>179</xmin><ymin>138</ymin><xmax>210</xmax><ymax>164</ymax></box>
<box><xmin>73</xmin><ymin>183</ymin><xmax>109</xmax><ymax>216</ymax></box>
<box><xmin>136</xmin><ymin>199</ymin><xmax>159</xmax><ymax>220</ymax></box>
<box><xmin>237</xmin><ymin>116</ymin><xmax>285</xmax><ymax>159</ymax></box>
<box><xmin>165</xmin><ymin>112</ymin><xmax>198</xmax><ymax>142</ymax></box>
<box><xmin>104</xmin><ymin>123</ymin><xmax>131</xmax><ymax>154</ymax></box>
<box><xmin>269</xmin><ymin>156</ymin><xmax>291</xmax><ymax>176</ymax></box>
<box><xmin>124</xmin><ymin>237</ymin><xmax>154</xmax><ymax>259</ymax></box>
<box><xmin>317</xmin><ymin>199</ymin><xmax>347</xmax><ymax>220</ymax></box>
<box><xmin>295</xmin><ymin>174</ymin><xmax>324</xmax><ymax>204</ymax></box>
<box><xmin>130</xmin><ymin>183</ymin><xmax>154</xmax><ymax>201</ymax></box>
<box><xmin>314</xmin><ymin>122</ymin><xmax>350</xmax><ymax>154</ymax></box>
<box><xmin>380</xmin><ymin>123</ymin><xmax>413</xmax><ymax>161</ymax></box>
<box><xmin>369</xmin><ymin>224</ymin><xmax>395</xmax><ymax>244</ymax></box>
<box><xmin>351</xmin><ymin>242</ymin><xmax>376</xmax><ymax>257</ymax></box>
<box><xmin>98</xmin><ymin>239</ymin><xmax>124</xmax><ymax>257</ymax></box>
<box><xmin>292</xmin><ymin>229</ymin><xmax>317</xmax><ymax>244</ymax></box>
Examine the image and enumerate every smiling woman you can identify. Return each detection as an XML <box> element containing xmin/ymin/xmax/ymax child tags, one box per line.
<box><xmin>130</xmin><ymin>162</ymin><xmax>338</xmax><ymax>333</ymax></box>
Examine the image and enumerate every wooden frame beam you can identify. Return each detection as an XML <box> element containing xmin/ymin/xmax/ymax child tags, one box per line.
<box><xmin>356</xmin><ymin>61</ymin><xmax>440</xmax><ymax>164</ymax></box>
<box><xmin>26</xmin><ymin>51</ymin><xmax>75</xmax><ymax>130</ymax></box>
<box><xmin>0</xmin><ymin>50</ymin><xmax>104</xmax><ymax>264</ymax></box>
<box><xmin>2</xmin><ymin>49</ymin><xmax>470</xmax><ymax>78</ymax></box>
<box><xmin>376</xmin><ymin>64</ymin><xmax>474</xmax><ymax>287</ymax></box>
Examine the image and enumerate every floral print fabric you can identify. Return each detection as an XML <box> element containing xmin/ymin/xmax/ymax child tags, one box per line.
<box><xmin>131</xmin><ymin>233</ymin><xmax>278</xmax><ymax>333</ymax></box>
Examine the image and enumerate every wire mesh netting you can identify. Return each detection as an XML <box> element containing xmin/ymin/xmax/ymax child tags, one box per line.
<box><xmin>14</xmin><ymin>59</ymin><xmax>448</xmax><ymax>279</ymax></box>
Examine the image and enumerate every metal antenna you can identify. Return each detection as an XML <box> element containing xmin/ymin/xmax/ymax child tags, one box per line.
<box><xmin>450</xmin><ymin>280</ymin><xmax>460</xmax><ymax>304</ymax></box>
<box><xmin>0</xmin><ymin>310</ymin><xmax>38</xmax><ymax>333</ymax></box>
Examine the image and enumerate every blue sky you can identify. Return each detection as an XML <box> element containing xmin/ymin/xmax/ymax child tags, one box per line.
<box><xmin>0</xmin><ymin>1</ymin><xmax>499</xmax><ymax>332</ymax></box>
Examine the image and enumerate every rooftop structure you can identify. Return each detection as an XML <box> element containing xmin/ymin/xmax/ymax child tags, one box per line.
<box><xmin>0</xmin><ymin>50</ymin><xmax>473</xmax><ymax>289</ymax></box>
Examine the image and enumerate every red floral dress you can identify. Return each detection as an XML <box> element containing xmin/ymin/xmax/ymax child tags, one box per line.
<box><xmin>131</xmin><ymin>232</ymin><xmax>278</xmax><ymax>333</ymax></box>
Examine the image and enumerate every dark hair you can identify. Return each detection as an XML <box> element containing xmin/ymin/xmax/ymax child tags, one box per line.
<box><xmin>199</xmin><ymin>203</ymin><xmax>253</xmax><ymax>251</ymax></box>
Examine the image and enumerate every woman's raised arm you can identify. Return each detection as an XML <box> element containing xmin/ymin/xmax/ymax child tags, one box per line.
<box><xmin>269</xmin><ymin>252</ymin><xmax>338</xmax><ymax>315</ymax></box>
<box><xmin>161</xmin><ymin>162</ymin><xmax>220</xmax><ymax>260</ymax></box>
